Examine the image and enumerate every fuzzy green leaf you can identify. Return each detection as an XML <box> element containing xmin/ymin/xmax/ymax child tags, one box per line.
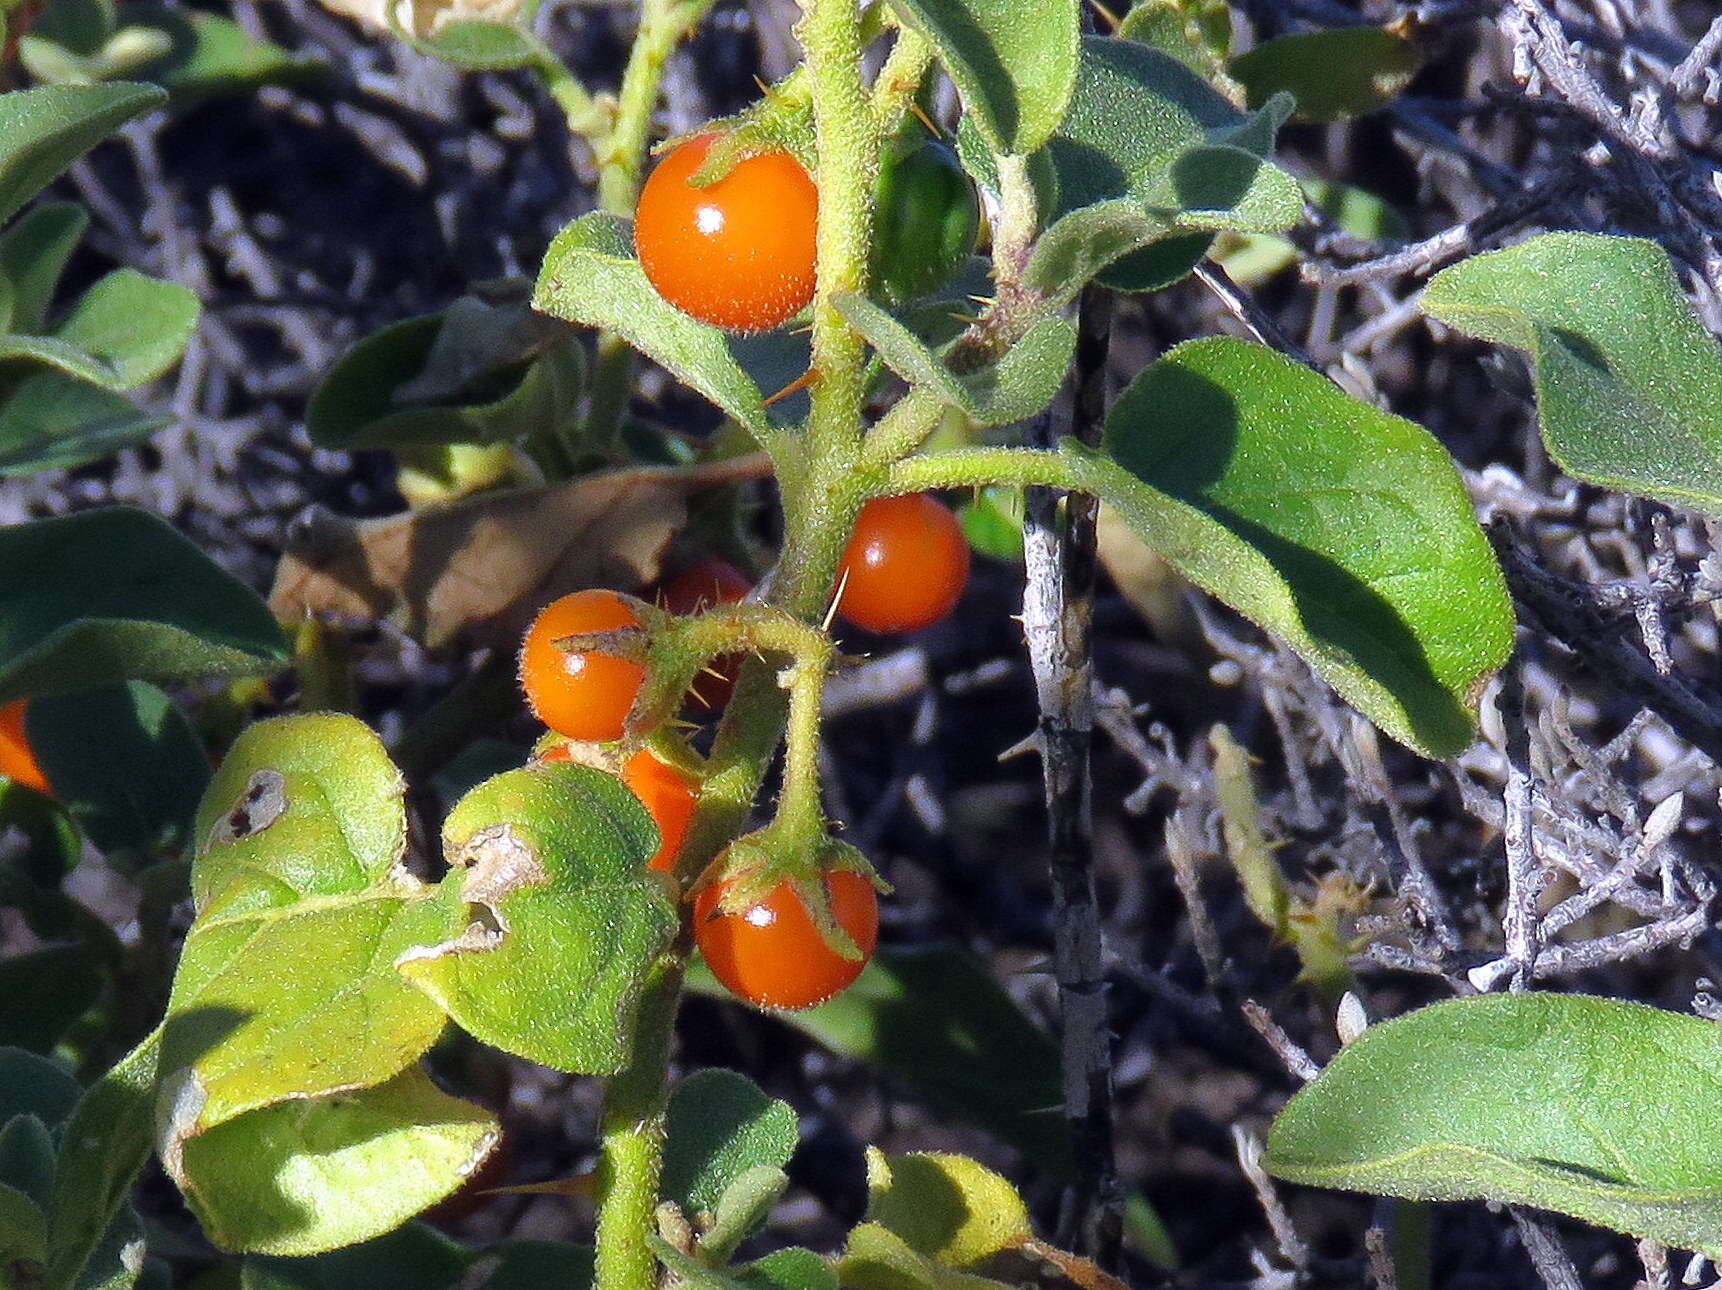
<box><xmin>174</xmin><ymin>1066</ymin><xmax>497</xmax><ymax>1256</ymax></box>
<box><xmin>396</xmin><ymin>762</ymin><xmax>679</xmax><ymax>1074</ymax></box>
<box><xmin>242</xmin><ymin>1223</ymin><xmax>473</xmax><ymax>1290</ymax></box>
<box><xmin>0</xmin><ymin>268</ymin><xmax>199</xmax><ymax>390</ymax></box>
<box><xmin>533</xmin><ymin>212</ymin><xmax>773</xmax><ymax>444</ymax></box>
<box><xmin>662</xmin><ymin>1069</ymin><xmax>797</xmax><ymax>1216</ymax></box>
<box><xmin>1266</xmin><ymin>994</ymin><xmax>1722</xmax><ymax>1255</ymax></box>
<box><xmin>0</xmin><ymin>370</ymin><xmax>167</xmax><ymax>476</ymax></box>
<box><xmin>28</xmin><ymin>682</ymin><xmax>209</xmax><ymax>855</ymax></box>
<box><xmin>1067</xmin><ymin>336</ymin><xmax>1510</xmax><ymax>756</ymax></box>
<box><xmin>0</xmin><ymin>83</ymin><xmax>163</xmax><ymax>226</ymax></box>
<box><xmin>1421</xmin><ymin>232</ymin><xmax>1722</xmax><ymax>515</ymax></box>
<box><xmin>879</xmin><ymin>0</ymin><xmax>1078</xmax><ymax>156</ymax></box>
<box><xmin>126</xmin><ymin>4</ymin><xmax>324</xmax><ymax>106</ymax></box>
<box><xmin>0</xmin><ymin>202</ymin><xmax>87</xmax><ymax>334</ymax></box>
<box><xmin>0</xmin><ymin>507</ymin><xmax>287</xmax><ymax>703</ymax></box>
<box><xmin>1230</xmin><ymin>26</ymin><xmax>1417</xmax><ymax>123</ymax></box>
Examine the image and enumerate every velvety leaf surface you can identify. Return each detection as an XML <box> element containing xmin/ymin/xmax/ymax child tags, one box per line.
<box><xmin>242</xmin><ymin>1223</ymin><xmax>472</xmax><ymax>1290</ymax></box>
<box><xmin>1032</xmin><ymin>37</ymin><xmax>1297</xmax><ymax>297</ymax></box>
<box><xmin>0</xmin><ymin>83</ymin><xmax>164</xmax><ymax>226</ymax></box>
<box><xmin>0</xmin><ymin>202</ymin><xmax>87</xmax><ymax>334</ymax></box>
<box><xmin>29</xmin><ymin>682</ymin><xmax>209</xmax><ymax>855</ymax></box>
<box><xmin>878</xmin><ymin>0</ymin><xmax>1079</xmax><ymax>155</ymax></box>
<box><xmin>834</xmin><ymin>294</ymin><xmax>1074</xmax><ymax>426</ymax></box>
<box><xmin>1229</xmin><ymin>26</ymin><xmax>1417</xmax><ymax>122</ymax></box>
<box><xmin>1420</xmin><ymin>232</ymin><xmax>1722</xmax><ymax>514</ymax></box>
<box><xmin>1265</xmin><ymin>994</ymin><xmax>1722</xmax><ymax>1254</ymax></box>
<box><xmin>661</xmin><ymin>1069</ymin><xmax>797</xmax><ymax>1215</ymax></box>
<box><xmin>0</xmin><ymin>369</ymin><xmax>167</xmax><ymax>476</ymax></box>
<box><xmin>0</xmin><ymin>267</ymin><xmax>198</xmax><ymax>390</ymax></box>
<box><xmin>866</xmin><ymin>1152</ymin><xmax>1030</xmax><ymax>1268</ymax></box>
<box><xmin>174</xmin><ymin>1067</ymin><xmax>497</xmax><ymax>1256</ymax></box>
<box><xmin>532</xmin><ymin>213</ymin><xmax>773</xmax><ymax>443</ymax></box>
<box><xmin>396</xmin><ymin>762</ymin><xmax>679</xmax><ymax>1074</ymax></box>
<box><xmin>1067</xmin><ymin>337</ymin><xmax>1510</xmax><ymax>756</ymax></box>
<box><xmin>0</xmin><ymin>508</ymin><xmax>287</xmax><ymax>703</ymax></box>
<box><xmin>1117</xmin><ymin>0</ymin><xmax>1230</xmax><ymax>78</ymax></box>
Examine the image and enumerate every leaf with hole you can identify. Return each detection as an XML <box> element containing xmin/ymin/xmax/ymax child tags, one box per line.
<box><xmin>395</xmin><ymin>762</ymin><xmax>679</xmax><ymax>1074</ymax></box>
<box><xmin>1421</xmin><ymin>232</ymin><xmax>1722</xmax><ymax>515</ymax></box>
<box><xmin>1064</xmin><ymin>336</ymin><xmax>1510</xmax><ymax>757</ymax></box>
<box><xmin>1265</xmin><ymin>994</ymin><xmax>1722</xmax><ymax>1254</ymax></box>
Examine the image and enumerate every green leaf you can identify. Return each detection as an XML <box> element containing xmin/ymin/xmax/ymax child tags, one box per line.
<box><xmin>532</xmin><ymin>213</ymin><xmax>773</xmax><ymax>444</ymax></box>
<box><xmin>0</xmin><ymin>267</ymin><xmax>199</xmax><ymax>390</ymax></box>
<box><xmin>0</xmin><ymin>1049</ymin><xmax>81</xmax><ymax>1126</ymax></box>
<box><xmin>1065</xmin><ymin>336</ymin><xmax>1510</xmax><ymax>757</ymax></box>
<box><xmin>0</xmin><ymin>946</ymin><xmax>104</xmax><ymax>1053</ymax></box>
<box><xmin>837</xmin><ymin>1223</ymin><xmax>1011</xmax><ymax>1290</ymax></box>
<box><xmin>29</xmin><ymin>682</ymin><xmax>209</xmax><ymax>854</ymax></box>
<box><xmin>692</xmin><ymin>945</ymin><xmax>1070</xmax><ymax>1174</ymax></box>
<box><xmin>661</xmin><ymin>1068</ymin><xmax>797</xmax><ymax>1216</ymax></box>
<box><xmin>1420</xmin><ymin>232</ymin><xmax>1722</xmax><ymax>515</ymax></box>
<box><xmin>28</xmin><ymin>0</ymin><xmax>115</xmax><ymax>59</ymax></box>
<box><xmin>164</xmin><ymin>714</ymin><xmax>449</xmax><ymax>1128</ymax></box>
<box><xmin>125</xmin><ymin>5</ymin><xmax>324</xmax><ymax>107</ymax></box>
<box><xmin>307</xmin><ymin>305</ymin><xmax>580</xmax><ymax>450</ymax></box>
<box><xmin>396</xmin><ymin>762</ymin><xmax>679</xmax><ymax>1074</ymax></box>
<box><xmin>1033</xmin><ymin>37</ymin><xmax>1296</xmax><ymax>297</ymax></box>
<box><xmin>0</xmin><ymin>1113</ymin><xmax>58</xmax><ymax>1205</ymax></box>
<box><xmin>242</xmin><ymin>1222</ymin><xmax>473</xmax><ymax>1290</ymax></box>
<box><xmin>879</xmin><ymin>0</ymin><xmax>1078</xmax><ymax>156</ymax></box>
<box><xmin>1230</xmin><ymin>26</ymin><xmax>1417</xmax><ymax>123</ymax></box>
<box><xmin>405</xmin><ymin>18</ymin><xmax>537</xmax><ymax>69</ymax></box>
<box><xmin>835</xmin><ymin>294</ymin><xmax>1074</xmax><ymax>425</ymax></box>
<box><xmin>0</xmin><ymin>83</ymin><xmax>164</xmax><ymax>227</ymax></box>
<box><xmin>44</xmin><ymin>1030</ymin><xmax>157</xmax><ymax>1290</ymax></box>
<box><xmin>174</xmin><ymin>1066</ymin><xmax>497</xmax><ymax>1256</ymax></box>
<box><xmin>477</xmin><ymin>1240</ymin><xmax>595</xmax><ymax>1290</ymax></box>
<box><xmin>700</xmin><ymin>1165</ymin><xmax>790</xmax><ymax>1262</ymax></box>
<box><xmin>0</xmin><ymin>507</ymin><xmax>288</xmax><ymax>704</ymax></box>
<box><xmin>0</xmin><ymin>369</ymin><xmax>167</xmax><ymax>476</ymax></box>
<box><xmin>1264</xmin><ymin>994</ymin><xmax>1722</xmax><ymax>1255</ymax></box>
<box><xmin>866</xmin><ymin>1152</ymin><xmax>1031</xmax><ymax>1268</ymax></box>
<box><xmin>1117</xmin><ymin>0</ymin><xmax>1230</xmax><ymax>78</ymax></box>
<box><xmin>737</xmin><ymin>1248</ymin><xmax>838</xmax><ymax>1290</ymax></box>
<box><xmin>0</xmin><ymin>202</ymin><xmax>88</xmax><ymax>334</ymax></box>
<box><xmin>0</xmin><ymin>1179</ymin><xmax>48</xmax><ymax>1273</ymax></box>
<box><xmin>957</xmin><ymin>486</ymin><xmax>1024</xmax><ymax>561</ymax></box>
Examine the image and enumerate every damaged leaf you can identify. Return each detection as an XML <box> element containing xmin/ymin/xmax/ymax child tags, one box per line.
<box><xmin>157</xmin><ymin>715</ymin><xmax>485</xmax><ymax>1255</ymax></box>
<box><xmin>175</xmin><ymin>1066</ymin><xmax>497</xmax><ymax>1256</ymax></box>
<box><xmin>268</xmin><ymin>457</ymin><xmax>767</xmax><ymax>651</ymax></box>
<box><xmin>396</xmin><ymin>761</ymin><xmax>679</xmax><ymax>1074</ymax></box>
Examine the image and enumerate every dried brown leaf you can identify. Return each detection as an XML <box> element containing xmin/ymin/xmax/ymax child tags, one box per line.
<box><xmin>269</xmin><ymin>457</ymin><xmax>770</xmax><ymax>651</ymax></box>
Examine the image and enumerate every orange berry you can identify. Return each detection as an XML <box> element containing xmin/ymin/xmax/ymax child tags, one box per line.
<box><xmin>519</xmin><ymin>590</ymin><xmax>645</xmax><ymax>743</ymax></box>
<box><xmin>634</xmin><ymin>133</ymin><xmax>818</xmax><ymax>333</ymax></box>
<box><xmin>657</xmin><ymin>558</ymin><xmax>752</xmax><ymax>710</ymax></box>
<box><xmin>0</xmin><ymin>700</ymin><xmax>50</xmax><ymax>796</ymax></box>
<box><xmin>694</xmin><ymin>869</ymin><xmax>879</xmax><ymax>1010</ymax></box>
<box><xmin>836</xmin><ymin>494</ymin><xmax>970</xmax><ymax>634</ymax></box>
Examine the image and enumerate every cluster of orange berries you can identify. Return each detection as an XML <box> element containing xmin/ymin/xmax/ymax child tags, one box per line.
<box><xmin>518</xmin><ymin>495</ymin><xmax>967</xmax><ymax>1009</ymax></box>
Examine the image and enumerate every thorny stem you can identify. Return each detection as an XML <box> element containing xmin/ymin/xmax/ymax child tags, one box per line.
<box><xmin>591</xmin><ymin>2</ymin><xmax>881</xmax><ymax>1286</ymax></box>
<box><xmin>1027</xmin><ymin>282</ymin><xmax>1122</xmax><ymax>1265</ymax></box>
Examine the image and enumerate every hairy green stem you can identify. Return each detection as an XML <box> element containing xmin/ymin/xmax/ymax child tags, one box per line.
<box><xmin>886</xmin><ymin>444</ymin><xmax>1077</xmax><ymax>493</ymax></box>
<box><xmin>593</xmin><ymin>962</ymin><xmax>683</xmax><ymax>1290</ymax></box>
<box><xmin>591</xmin><ymin>4</ymin><xmax>883</xmax><ymax>1287</ymax></box>
<box><xmin>870</xmin><ymin>26</ymin><xmax>934</xmax><ymax>129</ymax></box>
<box><xmin>862</xmin><ymin>385</ymin><xmax>945</xmax><ymax>464</ymax></box>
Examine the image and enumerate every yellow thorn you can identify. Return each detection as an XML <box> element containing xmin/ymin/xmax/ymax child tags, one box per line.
<box><xmin>908</xmin><ymin>100</ymin><xmax>942</xmax><ymax>139</ymax></box>
<box><xmin>765</xmin><ymin>367</ymin><xmax>818</xmax><ymax>406</ymax></box>
<box><xmin>822</xmin><ymin>567</ymin><xmax>850</xmax><ymax>634</ymax></box>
